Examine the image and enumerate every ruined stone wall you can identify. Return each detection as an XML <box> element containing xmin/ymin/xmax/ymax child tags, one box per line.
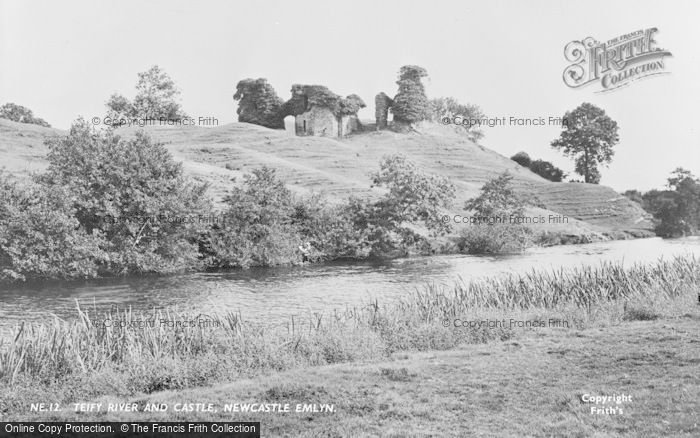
<box><xmin>339</xmin><ymin>115</ymin><xmax>359</xmax><ymax>136</ymax></box>
<box><xmin>295</xmin><ymin>107</ymin><xmax>338</xmax><ymax>137</ymax></box>
<box><xmin>375</xmin><ymin>92</ymin><xmax>392</xmax><ymax>130</ymax></box>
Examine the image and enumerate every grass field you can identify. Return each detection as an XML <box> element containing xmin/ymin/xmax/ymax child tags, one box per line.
<box><xmin>25</xmin><ymin>313</ymin><xmax>698</xmax><ymax>437</ymax></box>
<box><xmin>0</xmin><ymin>118</ymin><xmax>653</xmax><ymax>240</ymax></box>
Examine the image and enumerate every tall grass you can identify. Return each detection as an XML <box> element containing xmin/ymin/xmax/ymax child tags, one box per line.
<box><xmin>1</xmin><ymin>256</ymin><xmax>698</xmax><ymax>394</ymax></box>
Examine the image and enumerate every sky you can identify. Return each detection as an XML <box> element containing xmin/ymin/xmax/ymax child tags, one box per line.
<box><xmin>1</xmin><ymin>0</ymin><xmax>698</xmax><ymax>192</ymax></box>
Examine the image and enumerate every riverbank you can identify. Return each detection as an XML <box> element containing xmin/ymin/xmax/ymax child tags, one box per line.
<box><xmin>14</xmin><ymin>311</ymin><xmax>699</xmax><ymax>437</ymax></box>
<box><xmin>1</xmin><ymin>256</ymin><xmax>699</xmax><ymax>430</ymax></box>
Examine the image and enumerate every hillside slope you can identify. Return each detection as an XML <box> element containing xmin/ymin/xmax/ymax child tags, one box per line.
<box><xmin>0</xmin><ymin>118</ymin><xmax>652</xmax><ymax>238</ymax></box>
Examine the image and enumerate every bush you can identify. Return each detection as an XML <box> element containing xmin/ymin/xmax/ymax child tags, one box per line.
<box><xmin>208</xmin><ymin>167</ymin><xmax>303</xmax><ymax>268</ymax></box>
<box><xmin>459</xmin><ymin>172</ymin><xmax>534</xmax><ymax>254</ymax></box>
<box><xmin>465</xmin><ymin>172</ymin><xmax>524</xmax><ymax>218</ymax></box>
<box><xmin>0</xmin><ymin>171</ymin><xmax>105</xmax><ymax>281</ymax></box>
<box><xmin>351</xmin><ymin>155</ymin><xmax>455</xmax><ymax>257</ymax></box>
<box><xmin>511</xmin><ymin>153</ymin><xmax>566</xmax><ymax>182</ymax></box>
<box><xmin>457</xmin><ymin>223</ymin><xmax>534</xmax><ymax>254</ymax></box>
<box><xmin>431</xmin><ymin>97</ymin><xmax>485</xmax><ymax>140</ymax></box>
<box><xmin>511</xmin><ymin>152</ymin><xmax>531</xmax><ymax>167</ymax></box>
<box><xmin>0</xmin><ymin>103</ymin><xmax>51</xmax><ymax>127</ymax></box>
<box><xmin>528</xmin><ymin>159</ymin><xmax>566</xmax><ymax>182</ymax></box>
<box><xmin>39</xmin><ymin>119</ymin><xmax>210</xmax><ymax>275</ymax></box>
<box><xmin>643</xmin><ymin>169</ymin><xmax>700</xmax><ymax>237</ymax></box>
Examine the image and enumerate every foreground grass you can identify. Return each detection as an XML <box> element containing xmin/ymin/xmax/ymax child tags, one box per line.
<box><xmin>1</xmin><ymin>256</ymin><xmax>699</xmax><ymax>432</ymax></box>
<box><xmin>17</xmin><ymin>310</ymin><xmax>699</xmax><ymax>437</ymax></box>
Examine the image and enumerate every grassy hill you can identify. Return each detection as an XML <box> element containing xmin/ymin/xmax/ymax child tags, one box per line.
<box><xmin>0</xmin><ymin>118</ymin><xmax>653</xmax><ymax>240</ymax></box>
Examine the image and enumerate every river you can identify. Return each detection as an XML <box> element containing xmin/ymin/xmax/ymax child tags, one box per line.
<box><xmin>1</xmin><ymin>237</ymin><xmax>699</xmax><ymax>335</ymax></box>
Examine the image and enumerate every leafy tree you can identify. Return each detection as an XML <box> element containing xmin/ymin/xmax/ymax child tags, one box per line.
<box><xmin>465</xmin><ymin>172</ymin><xmax>524</xmax><ymax>218</ymax></box>
<box><xmin>551</xmin><ymin>102</ymin><xmax>619</xmax><ymax>183</ymax></box>
<box><xmin>644</xmin><ymin>168</ymin><xmax>700</xmax><ymax>237</ymax></box>
<box><xmin>0</xmin><ymin>103</ymin><xmax>51</xmax><ymax>127</ymax></box>
<box><xmin>39</xmin><ymin>118</ymin><xmax>209</xmax><ymax>274</ymax></box>
<box><xmin>106</xmin><ymin>65</ymin><xmax>187</xmax><ymax>121</ymax></box>
<box><xmin>347</xmin><ymin>155</ymin><xmax>455</xmax><ymax>256</ymax></box>
<box><xmin>0</xmin><ymin>171</ymin><xmax>104</xmax><ymax>281</ymax></box>
<box><xmin>528</xmin><ymin>159</ymin><xmax>566</xmax><ymax>182</ymax></box>
<box><xmin>391</xmin><ymin>65</ymin><xmax>431</xmax><ymax>125</ymax></box>
<box><xmin>208</xmin><ymin>167</ymin><xmax>301</xmax><ymax>268</ymax></box>
<box><xmin>281</xmin><ymin>85</ymin><xmax>364</xmax><ymax>119</ymax></box>
<box><xmin>460</xmin><ymin>172</ymin><xmax>532</xmax><ymax>254</ymax></box>
<box><xmin>339</xmin><ymin>94</ymin><xmax>366</xmax><ymax>116</ymax></box>
<box><xmin>511</xmin><ymin>152</ymin><xmax>531</xmax><ymax>167</ymax></box>
<box><xmin>431</xmin><ymin>97</ymin><xmax>485</xmax><ymax>140</ymax></box>
<box><xmin>233</xmin><ymin>78</ymin><xmax>285</xmax><ymax>129</ymax></box>
<box><xmin>372</xmin><ymin>155</ymin><xmax>455</xmax><ymax>235</ymax></box>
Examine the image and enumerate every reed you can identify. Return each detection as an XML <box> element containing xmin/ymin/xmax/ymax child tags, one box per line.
<box><xmin>1</xmin><ymin>256</ymin><xmax>698</xmax><ymax>390</ymax></box>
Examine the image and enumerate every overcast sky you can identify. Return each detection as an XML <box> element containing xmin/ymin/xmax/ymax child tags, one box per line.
<box><xmin>1</xmin><ymin>0</ymin><xmax>698</xmax><ymax>191</ymax></box>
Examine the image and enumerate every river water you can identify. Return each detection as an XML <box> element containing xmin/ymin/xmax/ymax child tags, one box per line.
<box><xmin>1</xmin><ymin>237</ymin><xmax>699</xmax><ymax>335</ymax></box>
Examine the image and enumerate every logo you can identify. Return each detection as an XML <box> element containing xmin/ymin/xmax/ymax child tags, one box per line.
<box><xmin>563</xmin><ymin>28</ymin><xmax>672</xmax><ymax>92</ymax></box>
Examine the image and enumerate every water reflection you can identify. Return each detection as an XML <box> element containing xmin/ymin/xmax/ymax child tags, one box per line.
<box><xmin>1</xmin><ymin>237</ymin><xmax>698</xmax><ymax>334</ymax></box>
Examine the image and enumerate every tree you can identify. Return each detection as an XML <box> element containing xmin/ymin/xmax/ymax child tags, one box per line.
<box><xmin>528</xmin><ymin>159</ymin><xmax>566</xmax><ymax>182</ymax></box>
<box><xmin>391</xmin><ymin>65</ymin><xmax>431</xmax><ymax>125</ymax></box>
<box><xmin>0</xmin><ymin>103</ymin><xmax>51</xmax><ymax>127</ymax></box>
<box><xmin>233</xmin><ymin>78</ymin><xmax>285</xmax><ymax>129</ymax></box>
<box><xmin>0</xmin><ymin>170</ymin><xmax>104</xmax><ymax>281</ymax></box>
<box><xmin>460</xmin><ymin>172</ymin><xmax>533</xmax><ymax>254</ymax></box>
<box><xmin>511</xmin><ymin>152</ymin><xmax>531</xmax><ymax>167</ymax></box>
<box><xmin>431</xmin><ymin>97</ymin><xmax>485</xmax><ymax>140</ymax></box>
<box><xmin>106</xmin><ymin>65</ymin><xmax>187</xmax><ymax>121</ymax></box>
<box><xmin>551</xmin><ymin>102</ymin><xmax>619</xmax><ymax>183</ymax></box>
<box><xmin>347</xmin><ymin>155</ymin><xmax>455</xmax><ymax>256</ymax></box>
<box><xmin>39</xmin><ymin>118</ymin><xmax>209</xmax><ymax>274</ymax></box>
<box><xmin>208</xmin><ymin>167</ymin><xmax>301</xmax><ymax>268</ymax></box>
<box><xmin>465</xmin><ymin>172</ymin><xmax>525</xmax><ymax>218</ymax></box>
<box><xmin>644</xmin><ymin>168</ymin><xmax>700</xmax><ymax>237</ymax></box>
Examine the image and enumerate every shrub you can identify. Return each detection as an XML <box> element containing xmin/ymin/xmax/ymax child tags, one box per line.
<box><xmin>459</xmin><ymin>172</ymin><xmax>534</xmax><ymax>254</ymax></box>
<box><xmin>528</xmin><ymin>159</ymin><xmax>566</xmax><ymax>182</ymax></box>
<box><xmin>0</xmin><ymin>103</ymin><xmax>51</xmax><ymax>127</ymax></box>
<box><xmin>430</xmin><ymin>97</ymin><xmax>485</xmax><ymax>140</ymax></box>
<box><xmin>351</xmin><ymin>155</ymin><xmax>455</xmax><ymax>256</ymax></box>
<box><xmin>208</xmin><ymin>167</ymin><xmax>302</xmax><ymax>268</ymax></box>
<box><xmin>39</xmin><ymin>119</ymin><xmax>210</xmax><ymax>275</ymax></box>
<box><xmin>290</xmin><ymin>194</ymin><xmax>365</xmax><ymax>261</ymax></box>
<box><xmin>511</xmin><ymin>152</ymin><xmax>531</xmax><ymax>167</ymax></box>
<box><xmin>0</xmin><ymin>171</ymin><xmax>105</xmax><ymax>281</ymax></box>
<box><xmin>643</xmin><ymin>168</ymin><xmax>700</xmax><ymax>237</ymax></box>
<box><xmin>511</xmin><ymin>153</ymin><xmax>566</xmax><ymax>182</ymax></box>
<box><xmin>457</xmin><ymin>223</ymin><xmax>534</xmax><ymax>254</ymax></box>
<box><xmin>465</xmin><ymin>172</ymin><xmax>524</xmax><ymax>218</ymax></box>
